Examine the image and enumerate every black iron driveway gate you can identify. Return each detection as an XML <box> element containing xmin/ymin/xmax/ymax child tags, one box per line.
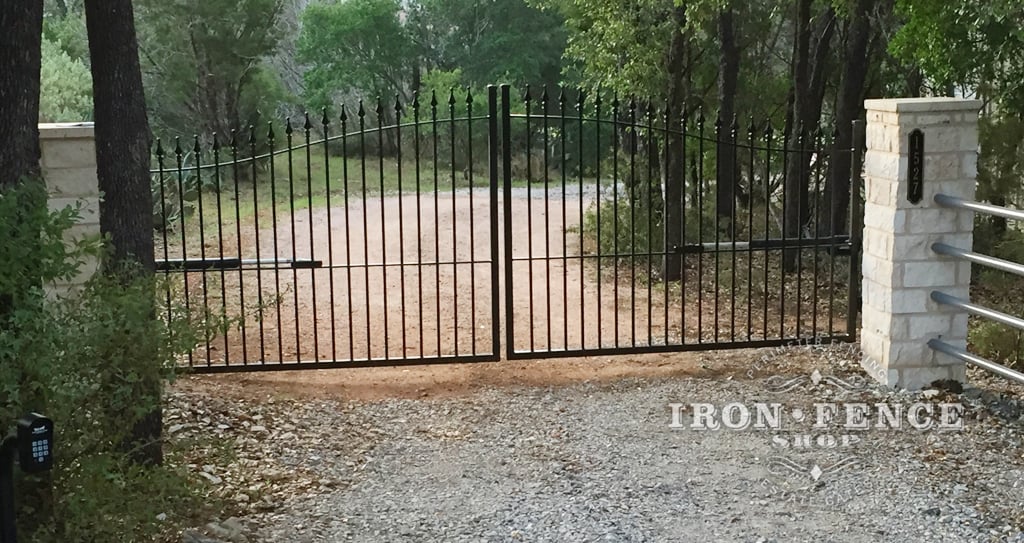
<box><xmin>154</xmin><ymin>85</ymin><xmax>861</xmax><ymax>372</ymax></box>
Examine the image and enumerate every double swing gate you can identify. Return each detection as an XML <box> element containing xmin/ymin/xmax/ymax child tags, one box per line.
<box><xmin>153</xmin><ymin>85</ymin><xmax>862</xmax><ymax>372</ymax></box>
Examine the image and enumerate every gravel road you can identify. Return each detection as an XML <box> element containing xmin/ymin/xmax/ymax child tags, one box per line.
<box><xmin>172</xmin><ymin>347</ymin><xmax>1024</xmax><ymax>543</ymax></box>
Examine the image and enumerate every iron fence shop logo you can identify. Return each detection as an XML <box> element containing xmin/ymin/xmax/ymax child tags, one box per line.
<box><xmin>668</xmin><ymin>372</ymin><xmax>964</xmax><ymax>483</ymax></box>
<box><xmin>744</xmin><ymin>337</ymin><xmax>886</xmax><ymax>383</ymax></box>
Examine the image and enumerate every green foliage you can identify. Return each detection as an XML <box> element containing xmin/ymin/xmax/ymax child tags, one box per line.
<box><xmin>136</xmin><ymin>0</ymin><xmax>291</xmax><ymax>138</ymax></box>
<box><xmin>2</xmin><ymin>278</ymin><xmax>202</xmax><ymax>542</ymax></box>
<box><xmin>38</xmin><ymin>453</ymin><xmax>199</xmax><ymax>542</ymax></box>
<box><xmin>583</xmin><ymin>176</ymin><xmax>665</xmax><ymax>274</ymax></box>
<box><xmin>299</xmin><ymin>0</ymin><xmax>564</xmax><ymax>112</ymax></box>
<box><xmin>151</xmin><ymin>147</ymin><xmax>205</xmax><ymax>233</ymax></box>
<box><xmin>970</xmin><ymin>228</ymin><xmax>1024</xmax><ymax>370</ymax></box>
<box><xmin>891</xmin><ymin>0</ymin><xmax>1024</xmax><ymax>111</ymax></box>
<box><xmin>419</xmin><ymin>69</ymin><xmax>465</xmax><ymax>97</ymax></box>
<box><xmin>970</xmin><ymin>318</ymin><xmax>1024</xmax><ymax>370</ymax></box>
<box><xmin>409</xmin><ymin>0</ymin><xmax>566</xmax><ymax>87</ymax></box>
<box><xmin>533</xmin><ymin>0</ymin><xmax>811</xmax><ymax>132</ymax></box>
<box><xmin>406</xmin><ymin>70</ymin><xmax>489</xmax><ymax>169</ymax></box>
<box><xmin>977</xmin><ymin>115</ymin><xmax>1024</xmax><ymax>211</ymax></box>
<box><xmin>42</xmin><ymin>2</ymin><xmax>88</xmax><ymax>63</ymax></box>
<box><xmin>0</xmin><ymin>180</ymin><xmax>204</xmax><ymax>541</ymax></box>
<box><xmin>39</xmin><ymin>37</ymin><xmax>93</xmax><ymax>122</ymax></box>
<box><xmin>536</xmin><ymin>0</ymin><xmax>678</xmax><ymax>97</ymax></box>
<box><xmin>237</xmin><ymin>64</ymin><xmax>293</xmax><ymax>127</ymax></box>
<box><xmin>298</xmin><ymin>0</ymin><xmax>413</xmax><ymax>110</ymax></box>
<box><xmin>0</xmin><ymin>180</ymin><xmax>95</xmax><ymax>306</ymax></box>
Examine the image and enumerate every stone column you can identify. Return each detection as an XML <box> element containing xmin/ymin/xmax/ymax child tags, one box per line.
<box><xmin>40</xmin><ymin>122</ymin><xmax>101</xmax><ymax>297</ymax></box>
<box><xmin>859</xmin><ymin>98</ymin><xmax>981</xmax><ymax>389</ymax></box>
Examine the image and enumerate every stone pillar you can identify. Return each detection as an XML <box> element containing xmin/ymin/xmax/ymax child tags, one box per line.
<box><xmin>40</xmin><ymin>123</ymin><xmax>101</xmax><ymax>297</ymax></box>
<box><xmin>859</xmin><ymin>98</ymin><xmax>981</xmax><ymax>389</ymax></box>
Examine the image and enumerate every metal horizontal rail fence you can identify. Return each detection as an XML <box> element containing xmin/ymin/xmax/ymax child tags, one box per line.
<box><xmin>929</xmin><ymin>193</ymin><xmax>1024</xmax><ymax>383</ymax></box>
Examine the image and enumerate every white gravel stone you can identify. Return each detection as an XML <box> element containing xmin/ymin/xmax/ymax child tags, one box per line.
<box><xmin>170</xmin><ymin>351</ymin><xmax>1024</xmax><ymax>543</ymax></box>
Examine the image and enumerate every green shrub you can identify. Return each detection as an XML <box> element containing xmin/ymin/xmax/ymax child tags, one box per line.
<box><xmin>583</xmin><ymin>177</ymin><xmax>664</xmax><ymax>275</ymax></box>
<box><xmin>970</xmin><ymin>317</ymin><xmax>1024</xmax><ymax>370</ymax></box>
<box><xmin>0</xmin><ymin>179</ymin><xmax>206</xmax><ymax>542</ymax></box>
<box><xmin>39</xmin><ymin>37</ymin><xmax>93</xmax><ymax>123</ymax></box>
<box><xmin>969</xmin><ymin>228</ymin><xmax>1024</xmax><ymax>370</ymax></box>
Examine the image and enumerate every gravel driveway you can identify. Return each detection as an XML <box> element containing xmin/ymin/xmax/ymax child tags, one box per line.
<box><xmin>173</xmin><ymin>347</ymin><xmax>1024</xmax><ymax>543</ymax></box>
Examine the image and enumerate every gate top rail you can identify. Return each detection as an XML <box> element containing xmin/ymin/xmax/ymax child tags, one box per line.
<box><xmin>935</xmin><ymin>193</ymin><xmax>1024</xmax><ymax>222</ymax></box>
<box><xmin>149</xmin><ymin>113</ymin><xmax>490</xmax><ymax>175</ymax></box>
<box><xmin>506</xmin><ymin>112</ymin><xmax>845</xmax><ymax>155</ymax></box>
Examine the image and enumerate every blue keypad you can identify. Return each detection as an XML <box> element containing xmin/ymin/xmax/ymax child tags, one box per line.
<box><xmin>32</xmin><ymin>440</ymin><xmax>49</xmax><ymax>463</ymax></box>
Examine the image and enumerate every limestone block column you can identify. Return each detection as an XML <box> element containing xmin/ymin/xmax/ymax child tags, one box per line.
<box><xmin>40</xmin><ymin>122</ymin><xmax>101</xmax><ymax>297</ymax></box>
<box><xmin>859</xmin><ymin>98</ymin><xmax>981</xmax><ymax>389</ymax></box>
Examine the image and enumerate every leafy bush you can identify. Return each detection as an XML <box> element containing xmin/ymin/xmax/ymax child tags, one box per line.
<box><xmin>970</xmin><ymin>316</ymin><xmax>1024</xmax><ymax>370</ymax></box>
<box><xmin>583</xmin><ymin>176</ymin><xmax>664</xmax><ymax>275</ymax></box>
<box><xmin>42</xmin><ymin>9</ymin><xmax>90</xmax><ymax>64</ymax></box>
<box><xmin>151</xmin><ymin>146</ymin><xmax>202</xmax><ymax>233</ymax></box>
<box><xmin>969</xmin><ymin>115</ymin><xmax>1024</xmax><ymax>370</ymax></box>
<box><xmin>39</xmin><ymin>37</ymin><xmax>93</xmax><ymax>123</ymax></box>
<box><xmin>0</xmin><ymin>180</ymin><xmax>205</xmax><ymax>542</ymax></box>
<box><xmin>969</xmin><ymin>228</ymin><xmax>1024</xmax><ymax>370</ymax></box>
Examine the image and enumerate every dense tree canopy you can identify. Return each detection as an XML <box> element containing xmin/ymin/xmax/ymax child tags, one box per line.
<box><xmin>891</xmin><ymin>0</ymin><xmax>1024</xmax><ymax>110</ymax></box>
<box><xmin>135</xmin><ymin>0</ymin><xmax>291</xmax><ymax>138</ymax></box>
<box><xmin>298</xmin><ymin>0</ymin><xmax>413</xmax><ymax>110</ymax></box>
<box><xmin>29</xmin><ymin>0</ymin><xmax>1017</xmax><ymax>136</ymax></box>
<box><xmin>31</xmin><ymin>0</ymin><xmax>1024</xmax><ymax>242</ymax></box>
<box><xmin>297</xmin><ymin>0</ymin><xmax>565</xmax><ymax>113</ymax></box>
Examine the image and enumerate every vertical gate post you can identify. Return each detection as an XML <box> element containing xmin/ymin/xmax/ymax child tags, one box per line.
<box><xmin>847</xmin><ymin>120</ymin><xmax>864</xmax><ymax>340</ymax></box>
<box><xmin>487</xmin><ymin>85</ymin><xmax>503</xmax><ymax>358</ymax></box>
<box><xmin>498</xmin><ymin>85</ymin><xmax>514</xmax><ymax>358</ymax></box>
<box><xmin>859</xmin><ymin>98</ymin><xmax>981</xmax><ymax>389</ymax></box>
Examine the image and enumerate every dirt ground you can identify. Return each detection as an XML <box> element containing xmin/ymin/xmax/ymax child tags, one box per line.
<box><xmin>190</xmin><ymin>350</ymin><xmax>729</xmax><ymax>401</ymax></box>
<box><xmin>169</xmin><ymin>186</ymin><xmax>850</xmax><ymax>369</ymax></box>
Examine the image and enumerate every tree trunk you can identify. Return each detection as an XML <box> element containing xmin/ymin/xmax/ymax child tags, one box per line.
<box><xmin>991</xmin><ymin>194</ymin><xmax>1008</xmax><ymax>237</ymax></box>
<box><xmin>0</xmin><ymin>2</ymin><xmax>44</xmax><ymax>323</ymax></box>
<box><xmin>412</xmin><ymin>57</ymin><xmax>422</xmax><ymax>95</ymax></box>
<box><xmin>644</xmin><ymin>130</ymin><xmax>664</xmax><ymax>273</ymax></box>
<box><xmin>906</xmin><ymin>66</ymin><xmax>923</xmax><ymax>97</ymax></box>
<box><xmin>782</xmin><ymin>0</ymin><xmax>811</xmax><ymax>271</ymax></box>
<box><xmin>0</xmin><ymin>3</ymin><xmax>50</xmax><ymax>520</ymax></box>
<box><xmin>823</xmin><ymin>0</ymin><xmax>873</xmax><ymax>237</ymax></box>
<box><xmin>0</xmin><ymin>2</ymin><xmax>44</xmax><ymax>190</ymax></box>
<box><xmin>715</xmin><ymin>7</ymin><xmax>740</xmax><ymax>228</ymax></box>
<box><xmin>84</xmin><ymin>0</ymin><xmax>160</xmax><ymax>466</ymax></box>
<box><xmin>662</xmin><ymin>6</ymin><xmax>688</xmax><ymax>281</ymax></box>
<box><xmin>784</xmin><ymin>2</ymin><xmax>834</xmax><ymax>271</ymax></box>
<box><xmin>378</xmin><ymin>100</ymin><xmax>400</xmax><ymax>157</ymax></box>
<box><xmin>806</xmin><ymin>8</ymin><xmax>836</xmax><ymax>129</ymax></box>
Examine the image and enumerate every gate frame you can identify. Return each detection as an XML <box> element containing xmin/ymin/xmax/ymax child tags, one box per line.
<box><xmin>495</xmin><ymin>83</ymin><xmax>863</xmax><ymax>361</ymax></box>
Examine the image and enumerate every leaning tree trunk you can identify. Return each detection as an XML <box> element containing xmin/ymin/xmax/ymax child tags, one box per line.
<box><xmin>822</xmin><ymin>0</ymin><xmax>873</xmax><ymax>237</ymax></box>
<box><xmin>715</xmin><ymin>7</ymin><xmax>740</xmax><ymax>228</ymax></box>
<box><xmin>0</xmin><ymin>2</ymin><xmax>44</xmax><ymax>191</ymax></box>
<box><xmin>0</xmin><ymin>2</ymin><xmax>51</xmax><ymax>523</ymax></box>
<box><xmin>806</xmin><ymin>8</ymin><xmax>836</xmax><ymax>131</ymax></box>
<box><xmin>0</xmin><ymin>2</ymin><xmax>44</xmax><ymax>320</ymax></box>
<box><xmin>782</xmin><ymin>0</ymin><xmax>812</xmax><ymax>272</ymax></box>
<box><xmin>905</xmin><ymin>67</ymin><xmax>924</xmax><ymax>98</ymax></box>
<box><xmin>662</xmin><ymin>5</ymin><xmax>688</xmax><ymax>281</ymax></box>
<box><xmin>84</xmin><ymin>0</ymin><xmax>160</xmax><ymax>466</ymax></box>
<box><xmin>783</xmin><ymin>3</ymin><xmax>834</xmax><ymax>271</ymax></box>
